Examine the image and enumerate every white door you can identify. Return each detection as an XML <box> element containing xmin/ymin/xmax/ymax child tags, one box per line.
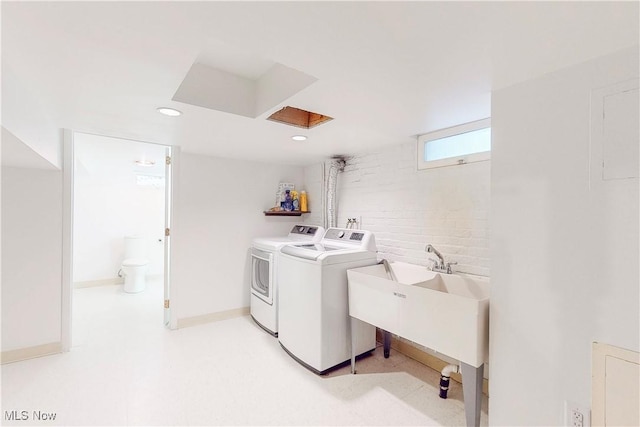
<box><xmin>593</xmin><ymin>342</ymin><xmax>640</xmax><ymax>426</ymax></box>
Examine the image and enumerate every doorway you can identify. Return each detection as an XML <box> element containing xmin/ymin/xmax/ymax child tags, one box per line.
<box><xmin>64</xmin><ymin>131</ymin><xmax>173</xmax><ymax>350</ymax></box>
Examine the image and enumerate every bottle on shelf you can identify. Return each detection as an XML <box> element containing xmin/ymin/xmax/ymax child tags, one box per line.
<box><xmin>282</xmin><ymin>189</ymin><xmax>293</xmax><ymax>212</ymax></box>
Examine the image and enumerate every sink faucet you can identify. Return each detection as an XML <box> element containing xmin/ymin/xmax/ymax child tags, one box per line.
<box><xmin>425</xmin><ymin>244</ymin><xmax>457</xmax><ymax>274</ymax></box>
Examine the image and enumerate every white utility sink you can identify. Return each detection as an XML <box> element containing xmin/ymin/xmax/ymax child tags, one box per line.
<box><xmin>347</xmin><ymin>261</ymin><xmax>489</xmax><ymax>369</ymax></box>
<box><xmin>347</xmin><ymin>261</ymin><xmax>490</xmax><ymax>427</ymax></box>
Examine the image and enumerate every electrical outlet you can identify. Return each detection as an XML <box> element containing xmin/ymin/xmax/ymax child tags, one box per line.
<box><xmin>565</xmin><ymin>401</ymin><xmax>590</xmax><ymax>427</ymax></box>
<box><xmin>572</xmin><ymin>410</ymin><xmax>583</xmax><ymax>427</ymax></box>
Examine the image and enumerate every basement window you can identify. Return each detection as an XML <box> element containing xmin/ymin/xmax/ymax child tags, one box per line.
<box><xmin>417</xmin><ymin>118</ymin><xmax>491</xmax><ymax>170</ymax></box>
<box><xmin>136</xmin><ymin>174</ymin><xmax>164</xmax><ymax>188</ymax></box>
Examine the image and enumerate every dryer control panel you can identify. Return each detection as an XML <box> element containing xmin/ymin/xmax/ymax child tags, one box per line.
<box><xmin>289</xmin><ymin>225</ymin><xmax>320</xmax><ymax>236</ymax></box>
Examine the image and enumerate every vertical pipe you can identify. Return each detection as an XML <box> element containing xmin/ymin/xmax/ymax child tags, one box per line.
<box><xmin>324</xmin><ymin>158</ymin><xmax>346</xmax><ymax>229</ymax></box>
<box><xmin>321</xmin><ymin>162</ymin><xmax>327</xmax><ymax>229</ymax></box>
<box><xmin>439</xmin><ymin>364</ymin><xmax>459</xmax><ymax>399</ymax></box>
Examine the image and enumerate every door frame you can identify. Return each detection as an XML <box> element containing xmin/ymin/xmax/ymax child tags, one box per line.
<box><xmin>61</xmin><ymin>130</ymin><xmax>178</xmax><ymax>351</ymax></box>
<box><xmin>164</xmin><ymin>145</ymin><xmax>179</xmax><ymax>329</ymax></box>
<box><xmin>61</xmin><ymin>130</ymin><xmax>73</xmax><ymax>351</ymax></box>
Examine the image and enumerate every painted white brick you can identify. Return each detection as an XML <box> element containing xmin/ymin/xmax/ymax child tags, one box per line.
<box><xmin>329</xmin><ymin>140</ymin><xmax>490</xmax><ymax>276</ymax></box>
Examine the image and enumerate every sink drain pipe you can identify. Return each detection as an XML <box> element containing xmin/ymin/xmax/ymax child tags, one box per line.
<box><xmin>439</xmin><ymin>364</ymin><xmax>459</xmax><ymax>399</ymax></box>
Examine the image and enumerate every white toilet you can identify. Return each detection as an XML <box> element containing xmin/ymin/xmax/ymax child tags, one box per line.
<box><xmin>121</xmin><ymin>236</ymin><xmax>149</xmax><ymax>293</ymax></box>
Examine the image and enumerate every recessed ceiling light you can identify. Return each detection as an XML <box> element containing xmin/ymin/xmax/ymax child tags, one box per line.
<box><xmin>292</xmin><ymin>135</ymin><xmax>307</xmax><ymax>141</ymax></box>
<box><xmin>135</xmin><ymin>160</ymin><xmax>155</xmax><ymax>167</ymax></box>
<box><xmin>156</xmin><ymin>107</ymin><xmax>182</xmax><ymax>117</ymax></box>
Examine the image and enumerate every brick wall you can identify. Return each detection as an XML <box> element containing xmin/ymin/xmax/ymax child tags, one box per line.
<box><xmin>335</xmin><ymin>141</ymin><xmax>490</xmax><ymax>277</ymax></box>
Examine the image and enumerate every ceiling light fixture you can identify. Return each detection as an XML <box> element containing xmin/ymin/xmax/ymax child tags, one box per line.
<box><xmin>292</xmin><ymin>135</ymin><xmax>307</xmax><ymax>141</ymax></box>
<box><xmin>156</xmin><ymin>107</ymin><xmax>182</xmax><ymax>117</ymax></box>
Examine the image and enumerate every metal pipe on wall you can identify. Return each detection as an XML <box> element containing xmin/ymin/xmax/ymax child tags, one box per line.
<box><xmin>323</xmin><ymin>157</ymin><xmax>346</xmax><ymax>229</ymax></box>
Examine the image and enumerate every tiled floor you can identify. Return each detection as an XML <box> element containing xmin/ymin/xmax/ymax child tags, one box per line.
<box><xmin>1</xmin><ymin>279</ymin><xmax>488</xmax><ymax>426</ymax></box>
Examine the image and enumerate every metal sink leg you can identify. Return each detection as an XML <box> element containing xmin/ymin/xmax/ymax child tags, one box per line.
<box><xmin>460</xmin><ymin>362</ymin><xmax>484</xmax><ymax>427</ymax></box>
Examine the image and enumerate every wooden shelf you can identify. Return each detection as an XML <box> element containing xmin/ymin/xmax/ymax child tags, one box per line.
<box><xmin>263</xmin><ymin>211</ymin><xmax>310</xmax><ymax>216</ymax></box>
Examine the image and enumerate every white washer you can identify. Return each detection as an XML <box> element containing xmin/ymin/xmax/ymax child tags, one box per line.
<box><xmin>278</xmin><ymin>228</ymin><xmax>378</xmax><ymax>374</ymax></box>
<box><xmin>250</xmin><ymin>224</ymin><xmax>325</xmax><ymax>336</ymax></box>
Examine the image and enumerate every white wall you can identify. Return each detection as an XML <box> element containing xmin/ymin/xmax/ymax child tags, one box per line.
<box><xmin>172</xmin><ymin>152</ymin><xmax>305</xmax><ymax>321</ymax></box>
<box><xmin>490</xmin><ymin>46</ymin><xmax>639</xmax><ymax>426</ymax></box>
<box><xmin>73</xmin><ymin>134</ymin><xmax>166</xmax><ymax>282</ymax></box>
<box><xmin>333</xmin><ymin>142</ymin><xmax>491</xmax><ymax>276</ymax></box>
<box><xmin>2</xmin><ymin>64</ymin><xmax>62</xmax><ymax>169</ymax></box>
<box><xmin>302</xmin><ymin>162</ymin><xmax>325</xmax><ymax>227</ymax></box>
<box><xmin>1</xmin><ymin>166</ymin><xmax>62</xmax><ymax>352</ymax></box>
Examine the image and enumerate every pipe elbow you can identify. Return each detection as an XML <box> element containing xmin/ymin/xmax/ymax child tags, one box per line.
<box><xmin>441</xmin><ymin>364</ymin><xmax>459</xmax><ymax>377</ymax></box>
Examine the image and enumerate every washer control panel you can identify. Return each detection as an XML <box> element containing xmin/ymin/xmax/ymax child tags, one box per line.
<box><xmin>322</xmin><ymin>228</ymin><xmax>373</xmax><ymax>250</ymax></box>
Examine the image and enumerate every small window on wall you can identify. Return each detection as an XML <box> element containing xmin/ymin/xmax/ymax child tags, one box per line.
<box><xmin>136</xmin><ymin>174</ymin><xmax>164</xmax><ymax>188</ymax></box>
<box><xmin>417</xmin><ymin>118</ymin><xmax>491</xmax><ymax>170</ymax></box>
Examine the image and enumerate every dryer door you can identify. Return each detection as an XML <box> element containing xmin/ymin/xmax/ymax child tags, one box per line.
<box><xmin>251</xmin><ymin>248</ymin><xmax>273</xmax><ymax>304</ymax></box>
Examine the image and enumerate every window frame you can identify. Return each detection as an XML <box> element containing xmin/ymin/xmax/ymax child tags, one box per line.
<box><xmin>417</xmin><ymin>118</ymin><xmax>491</xmax><ymax>170</ymax></box>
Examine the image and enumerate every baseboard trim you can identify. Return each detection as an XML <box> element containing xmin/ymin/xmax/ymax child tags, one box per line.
<box><xmin>74</xmin><ymin>274</ymin><xmax>163</xmax><ymax>289</ymax></box>
<box><xmin>377</xmin><ymin>329</ymin><xmax>489</xmax><ymax>396</ymax></box>
<box><xmin>1</xmin><ymin>342</ymin><xmax>62</xmax><ymax>365</ymax></box>
<box><xmin>177</xmin><ymin>307</ymin><xmax>250</xmax><ymax>329</ymax></box>
<box><xmin>74</xmin><ymin>277</ymin><xmax>123</xmax><ymax>288</ymax></box>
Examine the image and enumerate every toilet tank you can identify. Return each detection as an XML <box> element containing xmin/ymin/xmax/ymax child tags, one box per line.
<box><xmin>124</xmin><ymin>236</ymin><xmax>147</xmax><ymax>259</ymax></box>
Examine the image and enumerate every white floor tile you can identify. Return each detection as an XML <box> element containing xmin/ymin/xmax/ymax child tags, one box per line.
<box><xmin>1</xmin><ymin>278</ymin><xmax>488</xmax><ymax>426</ymax></box>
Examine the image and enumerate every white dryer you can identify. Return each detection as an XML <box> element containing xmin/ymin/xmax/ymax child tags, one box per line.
<box><xmin>250</xmin><ymin>224</ymin><xmax>324</xmax><ymax>336</ymax></box>
<box><xmin>278</xmin><ymin>228</ymin><xmax>378</xmax><ymax>374</ymax></box>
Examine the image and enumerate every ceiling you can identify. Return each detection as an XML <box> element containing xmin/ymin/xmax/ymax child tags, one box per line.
<box><xmin>2</xmin><ymin>1</ymin><xmax>638</xmax><ymax>167</ymax></box>
<box><xmin>74</xmin><ymin>132</ymin><xmax>167</xmax><ymax>179</ymax></box>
